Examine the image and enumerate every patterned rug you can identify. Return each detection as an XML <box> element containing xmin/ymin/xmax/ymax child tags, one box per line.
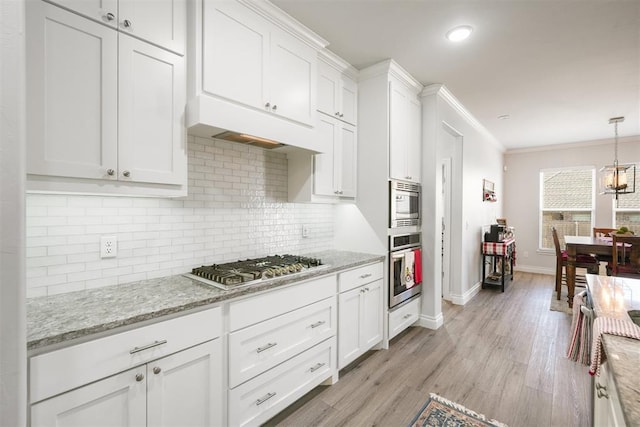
<box><xmin>409</xmin><ymin>393</ymin><xmax>508</xmax><ymax>427</ymax></box>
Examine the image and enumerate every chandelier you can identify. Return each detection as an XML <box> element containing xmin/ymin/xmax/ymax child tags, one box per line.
<box><xmin>600</xmin><ymin>116</ymin><xmax>635</xmax><ymax>204</ymax></box>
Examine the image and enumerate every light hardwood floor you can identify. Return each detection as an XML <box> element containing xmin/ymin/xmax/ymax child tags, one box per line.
<box><xmin>266</xmin><ymin>272</ymin><xmax>592</xmax><ymax>427</ymax></box>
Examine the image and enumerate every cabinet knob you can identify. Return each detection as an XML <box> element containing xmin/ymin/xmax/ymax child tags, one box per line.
<box><xmin>123</xmin><ymin>19</ymin><xmax>132</xmax><ymax>28</ymax></box>
<box><xmin>405</xmin><ymin>176</ymin><xmax>412</xmax><ymax>180</ymax></box>
<box><xmin>135</xmin><ymin>373</ymin><xmax>144</xmax><ymax>382</ymax></box>
<box><xmin>104</xmin><ymin>12</ymin><xmax>115</xmax><ymax>21</ymax></box>
<box><xmin>106</xmin><ymin>168</ymin><xmax>115</xmax><ymax>176</ymax></box>
<box><xmin>265</xmin><ymin>102</ymin><xmax>270</xmax><ymax>108</ymax></box>
<box><xmin>335</xmin><ymin>112</ymin><xmax>340</xmax><ymax>116</ymax></box>
<box><xmin>123</xmin><ymin>170</ymin><xmax>131</xmax><ymax>178</ymax></box>
<box><xmin>271</xmin><ymin>104</ymin><xmax>277</xmax><ymax>111</ymax></box>
<box><xmin>153</xmin><ymin>366</ymin><xmax>161</xmax><ymax>375</ymax></box>
<box><xmin>339</xmin><ymin>113</ymin><xmax>344</xmax><ymax>118</ymax></box>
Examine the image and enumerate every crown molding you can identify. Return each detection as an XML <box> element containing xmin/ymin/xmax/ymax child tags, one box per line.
<box><xmin>358</xmin><ymin>59</ymin><xmax>423</xmax><ymax>92</ymax></box>
<box><xmin>422</xmin><ymin>84</ymin><xmax>505</xmax><ymax>152</ymax></box>
<box><xmin>240</xmin><ymin>0</ymin><xmax>329</xmax><ymax>50</ymax></box>
<box><xmin>318</xmin><ymin>49</ymin><xmax>359</xmax><ymax>80</ymax></box>
<box><xmin>506</xmin><ymin>134</ymin><xmax>640</xmax><ymax>154</ymax></box>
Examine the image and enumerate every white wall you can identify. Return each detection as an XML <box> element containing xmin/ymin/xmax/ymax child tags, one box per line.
<box><xmin>421</xmin><ymin>85</ymin><xmax>505</xmax><ymax>324</ymax></box>
<box><xmin>0</xmin><ymin>0</ymin><xmax>27</xmax><ymax>424</ymax></box>
<box><xmin>504</xmin><ymin>136</ymin><xmax>640</xmax><ymax>274</ymax></box>
<box><xmin>26</xmin><ymin>136</ymin><xmax>335</xmax><ymax>297</ymax></box>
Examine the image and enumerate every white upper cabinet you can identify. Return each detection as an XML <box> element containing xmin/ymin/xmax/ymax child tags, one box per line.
<box><xmin>389</xmin><ymin>79</ymin><xmax>421</xmax><ymax>183</ymax></box>
<box><xmin>26</xmin><ymin>0</ymin><xmax>187</xmax><ymax>194</ymax></box>
<box><xmin>47</xmin><ymin>0</ymin><xmax>186</xmax><ymax>54</ymax></box>
<box><xmin>317</xmin><ymin>58</ymin><xmax>357</xmax><ymax>125</ymax></box>
<box><xmin>201</xmin><ymin>0</ymin><xmax>316</xmax><ymax>127</ymax></box>
<box><xmin>313</xmin><ymin>116</ymin><xmax>356</xmax><ymax>198</ymax></box>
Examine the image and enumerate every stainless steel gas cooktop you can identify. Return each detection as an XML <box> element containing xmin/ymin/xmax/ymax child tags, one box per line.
<box><xmin>184</xmin><ymin>254</ymin><xmax>326</xmax><ymax>291</ymax></box>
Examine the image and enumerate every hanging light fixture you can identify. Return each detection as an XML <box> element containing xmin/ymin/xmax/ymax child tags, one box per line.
<box><xmin>600</xmin><ymin>116</ymin><xmax>635</xmax><ymax>204</ymax></box>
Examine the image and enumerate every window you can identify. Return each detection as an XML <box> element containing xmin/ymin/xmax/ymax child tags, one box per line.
<box><xmin>540</xmin><ymin>167</ymin><xmax>595</xmax><ymax>250</ymax></box>
<box><xmin>614</xmin><ymin>163</ymin><xmax>640</xmax><ymax>234</ymax></box>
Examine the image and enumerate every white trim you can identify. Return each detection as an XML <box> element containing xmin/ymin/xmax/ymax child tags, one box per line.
<box><xmin>317</xmin><ymin>49</ymin><xmax>358</xmax><ymax>80</ymax></box>
<box><xmin>421</xmin><ymin>84</ymin><xmax>504</xmax><ymax>152</ymax></box>
<box><xmin>506</xmin><ymin>134</ymin><xmax>640</xmax><ymax>154</ymax></box>
<box><xmin>240</xmin><ymin>0</ymin><xmax>328</xmax><ymax>50</ymax></box>
<box><xmin>358</xmin><ymin>59</ymin><xmax>423</xmax><ymax>92</ymax></box>
<box><xmin>448</xmin><ymin>282</ymin><xmax>481</xmax><ymax>305</ymax></box>
<box><xmin>418</xmin><ymin>312</ymin><xmax>443</xmax><ymax>330</ymax></box>
<box><xmin>514</xmin><ymin>265</ymin><xmax>554</xmax><ymax>275</ymax></box>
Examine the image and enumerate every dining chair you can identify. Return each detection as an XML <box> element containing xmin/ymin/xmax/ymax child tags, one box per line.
<box><xmin>552</xmin><ymin>227</ymin><xmax>599</xmax><ymax>300</ymax></box>
<box><xmin>593</xmin><ymin>227</ymin><xmax>617</xmax><ymax>238</ymax></box>
<box><xmin>610</xmin><ymin>235</ymin><xmax>640</xmax><ymax>278</ymax></box>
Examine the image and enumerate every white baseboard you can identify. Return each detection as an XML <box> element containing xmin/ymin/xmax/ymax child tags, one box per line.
<box><xmin>449</xmin><ymin>282</ymin><xmax>482</xmax><ymax>305</ymax></box>
<box><xmin>418</xmin><ymin>312</ymin><xmax>443</xmax><ymax>330</ymax></box>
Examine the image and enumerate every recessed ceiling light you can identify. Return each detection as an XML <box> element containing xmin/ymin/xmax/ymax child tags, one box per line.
<box><xmin>446</xmin><ymin>25</ymin><xmax>473</xmax><ymax>42</ymax></box>
<box><xmin>498</xmin><ymin>114</ymin><xmax>511</xmax><ymax>120</ymax></box>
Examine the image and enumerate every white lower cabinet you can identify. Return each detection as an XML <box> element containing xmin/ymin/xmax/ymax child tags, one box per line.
<box><xmin>388</xmin><ymin>296</ymin><xmax>421</xmax><ymax>340</ymax></box>
<box><xmin>29</xmin><ymin>307</ymin><xmax>223</xmax><ymax>427</ymax></box>
<box><xmin>337</xmin><ymin>263</ymin><xmax>384</xmax><ymax>369</ymax></box>
<box><xmin>228</xmin><ymin>337</ymin><xmax>335</xmax><ymax>427</ymax></box>
<box><xmin>593</xmin><ymin>361</ymin><xmax>626</xmax><ymax>427</ymax></box>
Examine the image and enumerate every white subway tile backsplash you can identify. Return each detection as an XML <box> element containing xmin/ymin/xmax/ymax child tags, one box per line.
<box><xmin>25</xmin><ymin>136</ymin><xmax>334</xmax><ymax>297</ymax></box>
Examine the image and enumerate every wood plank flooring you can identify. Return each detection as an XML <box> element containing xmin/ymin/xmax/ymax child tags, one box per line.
<box><xmin>265</xmin><ymin>272</ymin><xmax>592</xmax><ymax>427</ymax></box>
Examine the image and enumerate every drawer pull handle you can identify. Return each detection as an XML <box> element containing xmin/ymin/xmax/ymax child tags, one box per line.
<box><xmin>310</xmin><ymin>320</ymin><xmax>326</xmax><ymax>329</ymax></box>
<box><xmin>310</xmin><ymin>362</ymin><xmax>326</xmax><ymax>372</ymax></box>
<box><xmin>130</xmin><ymin>339</ymin><xmax>167</xmax><ymax>354</ymax></box>
<box><xmin>359</xmin><ymin>273</ymin><xmax>372</xmax><ymax>279</ymax></box>
<box><xmin>403</xmin><ymin>314</ymin><xmax>413</xmax><ymax>319</ymax></box>
<box><xmin>256</xmin><ymin>392</ymin><xmax>276</xmax><ymax>406</ymax></box>
<box><xmin>256</xmin><ymin>342</ymin><xmax>277</xmax><ymax>353</ymax></box>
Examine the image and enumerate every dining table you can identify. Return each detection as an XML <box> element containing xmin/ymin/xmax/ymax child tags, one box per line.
<box><xmin>564</xmin><ymin>235</ymin><xmax>615</xmax><ymax>308</ymax></box>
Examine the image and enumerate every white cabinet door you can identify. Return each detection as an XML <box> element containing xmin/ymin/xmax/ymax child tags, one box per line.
<box><xmin>118</xmin><ymin>34</ymin><xmax>186</xmax><ymax>185</ymax></box>
<box><xmin>340</xmin><ymin>74</ymin><xmax>358</xmax><ymax>125</ymax></box>
<box><xmin>147</xmin><ymin>340</ymin><xmax>222</xmax><ymax>427</ymax></box>
<box><xmin>361</xmin><ymin>279</ymin><xmax>383</xmax><ymax>348</ymax></box>
<box><xmin>119</xmin><ymin>0</ymin><xmax>186</xmax><ymax>55</ymax></box>
<box><xmin>317</xmin><ymin>61</ymin><xmax>339</xmax><ymax>118</ymax></box>
<box><xmin>26</xmin><ymin>1</ymin><xmax>118</xmax><ymax>180</ymax></box>
<box><xmin>45</xmin><ymin>0</ymin><xmax>118</xmax><ymax>27</ymax></box>
<box><xmin>389</xmin><ymin>81</ymin><xmax>409</xmax><ymax>181</ymax></box>
<box><xmin>337</xmin><ymin>122</ymin><xmax>357</xmax><ymax>198</ymax></box>
<box><xmin>313</xmin><ymin>116</ymin><xmax>337</xmax><ymax>197</ymax></box>
<box><xmin>269</xmin><ymin>27</ymin><xmax>316</xmax><ymax>126</ymax></box>
<box><xmin>202</xmin><ymin>0</ymin><xmax>268</xmax><ymax>108</ymax></box>
<box><xmin>338</xmin><ymin>286</ymin><xmax>363</xmax><ymax>369</ymax></box>
<box><xmin>31</xmin><ymin>367</ymin><xmax>146</xmax><ymax>427</ymax></box>
<box><xmin>407</xmin><ymin>96</ymin><xmax>422</xmax><ymax>183</ymax></box>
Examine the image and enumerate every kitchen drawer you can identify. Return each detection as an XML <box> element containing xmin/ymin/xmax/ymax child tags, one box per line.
<box><xmin>229</xmin><ymin>274</ymin><xmax>336</xmax><ymax>332</ymax></box>
<box><xmin>338</xmin><ymin>262</ymin><xmax>383</xmax><ymax>293</ymax></box>
<box><xmin>29</xmin><ymin>306</ymin><xmax>221</xmax><ymax>404</ymax></box>
<box><xmin>388</xmin><ymin>296</ymin><xmax>421</xmax><ymax>340</ymax></box>
<box><xmin>228</xmin><ymin>337</ymin><xmax>335</xmax><ymax>427</ymax></box>
<box><xmin>229</xmin><ymin>296</ymin><xmax>336</xmax><ymax>388</ymax></box>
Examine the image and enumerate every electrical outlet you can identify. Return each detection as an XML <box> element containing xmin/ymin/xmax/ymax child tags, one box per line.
<box><xmin>302</xmin><ymin>225</ymin><xmax>309</xmax><ymax>238</ymax></box>
<box><xmin>100</xmin><ymin>235</ymin><xmax>117</xmax><ymax>258</ymax></box>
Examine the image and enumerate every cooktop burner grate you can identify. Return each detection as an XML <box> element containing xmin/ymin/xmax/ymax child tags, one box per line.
<box><xmin>186</xmin><ymin>254</ymin><xmax>325</xmax><ymax>290</ymax></box>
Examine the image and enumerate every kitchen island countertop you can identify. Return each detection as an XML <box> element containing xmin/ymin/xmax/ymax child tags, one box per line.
<box><xmin>587</xmin><ymin>274</ymin><xmax>640</xmax><ymax>427</ymax></box>
<box><xmin>27</xmin><ymin>250</ymin><xmax>384</xmax><ymax>351</ymax></box>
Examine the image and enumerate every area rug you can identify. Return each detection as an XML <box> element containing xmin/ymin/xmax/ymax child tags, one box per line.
<box><xmin>409</xmin><ymin>393</ymin><xmax>508</xmax><ymax>427</ymax></box>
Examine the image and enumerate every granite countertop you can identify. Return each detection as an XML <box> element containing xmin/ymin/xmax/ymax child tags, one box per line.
<box><xmin>27</xmin><ymin>250</ymin><xmax>384</xmax><ymax>351</ymax></box>
<box><xmin>586</xmin><ymin>274</ymin><xmax>640</xmax><ymax>427</ymax></box>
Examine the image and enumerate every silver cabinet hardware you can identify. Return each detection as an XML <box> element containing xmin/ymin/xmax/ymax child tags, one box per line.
<box><xmin>122</xmin><ymin>170</ymin><xmax>131</xmax><ymax>177</ymax></box>
<box><xmin>359</xmin><ymin>273</ymin><xmax>372</xmax><ymax>279</ymax></box>
<box><xmin>595</xmin><ymin>382</ymin><xmax>609</xmax><ymax>399</ymax></box>
<box><xmin>335</xmin><ymin>112</ymin><xmax>340</xmax><ymax>116</ymax></box>
<box><xmin>339</xmin><ymin>113</ymin><xmax>344</xmax><ymax>118</ymax></box>
<box><xmin>105</xmin><ymin>12</ymin><xmax>115</xmax><ymax>21</ymax></box>
<box><xmin>265</xmin><ymin>102</ymin><xmax>270</xmax><ymax>108</ymax></box>
<box><xmin>153</xmin><ymin>366</ymin><xmax>161</xmax><ymax>375</ymax></box>
<box><xmin>310</xmin><ymin>320</ymin><xmax>326</xmax><ymax>329</ymax></box>
<box><xmin>106</xmin><ymin>168</ymin><xmax>115</xmax><ymax>176</ymax></box>
<box><xmin>129</xmin><ymin>339</ymin><xmax>167</xmax><ymax>354</ymax></box>
<box><xmin>364</xmin><ymin>287</ymin><xmax>369</xmax><ymax>291</ymax></box>
<box><xmin>123</xmin><ymin>19</ymin><xmax>132</xmax><ymax>28</ymax></box>
<box><xmin>272</xmin><ymin>104</ymin><xmax>277</xmax><ymax>111</ymax></box>
<box><xmin>135</xmin><ymin>373</ymin><xmax>144</xmax><ymax>382</ymax></box>
<box><xmin>403</xmin><ymin>313</ymin><xmax>412</xmax><ymax>319</ymax></box>
<box><xmin>256</xmin><ymin>392</ymin><xmax>276</xmax><ymax>406</ymax></box>
<box><xmin>405</xmin><ymin>176</ymin><xmax>412</xmax><ymax>180</ymax></box>
<box><xmin>310</xmin><ymin>362</ymin><xmax>325</xmax><ymax>372</ymax></box>
<box><xmin>256</xmin><ymin>342</ymin><xmax>277</xmax><ymax>353</ymax></box>
<box><xmin>360</xmin><ymin>289</ymin><xmax>365</xmax><ymax>293</ymax></box>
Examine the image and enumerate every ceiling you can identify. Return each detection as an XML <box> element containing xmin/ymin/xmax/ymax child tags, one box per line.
<box><xmin>272</xmin><ymin>0</ymin><xmax>640</xmax><ymax>151</ymax></box>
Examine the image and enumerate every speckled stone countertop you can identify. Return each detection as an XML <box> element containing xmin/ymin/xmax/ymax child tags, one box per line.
<box><xmin>27</xmin><ymin>250</ymin><xmax>384</xmax><ymax>351</ymax></box>
<box><xmin>586</xmin><ymin>274</ymin><xmax>640</xmax><ymax>427</ymax></box>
